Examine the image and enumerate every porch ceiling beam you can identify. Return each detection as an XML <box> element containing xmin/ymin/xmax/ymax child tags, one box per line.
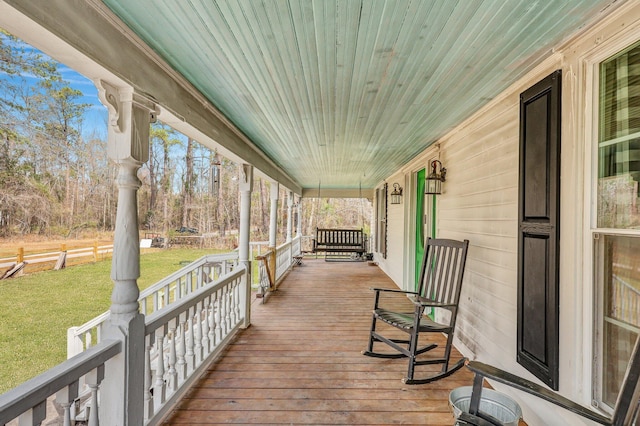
<box><xmin>1</xmin><ymin>0</ymin><xmax>301</xmax><ymax>195</ymax></box>
<box><xmin>301</xmin><ymin>188</ymin><xmax>373</xmax><ymax>200</ymax></box>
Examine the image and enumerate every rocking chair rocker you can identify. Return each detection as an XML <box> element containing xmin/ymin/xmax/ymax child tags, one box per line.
<box><xmin>362</xmin><ymin>237</ymin><xmax>469</xmax><ymax>384</ymax></box>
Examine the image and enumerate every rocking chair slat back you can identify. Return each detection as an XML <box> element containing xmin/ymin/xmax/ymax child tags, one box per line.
<box><xmin>419</xmin><ymin>239</ymin><xmax>467</xmax><ymax>306</ymax></box>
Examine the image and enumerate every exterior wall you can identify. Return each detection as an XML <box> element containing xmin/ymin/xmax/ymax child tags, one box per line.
<box><xmin>374</xmin><ymin>171</ymin><xmax>408</xmax><ymax>286</ymax></box>
<box><xmin>375</xmin><ymin>2</ymin><xmax>640</xmax><ymax>425</ymax></box>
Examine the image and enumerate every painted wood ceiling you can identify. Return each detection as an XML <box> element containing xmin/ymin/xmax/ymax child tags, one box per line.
<box><xmin>101</xmin><ymin>0</ymin><xmax>616</xmax><ymax>192</ymax></box>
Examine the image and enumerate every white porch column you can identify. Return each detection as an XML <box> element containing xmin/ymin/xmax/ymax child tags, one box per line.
<box><xmin>96</xmin><ymin>80</ymin><xmax>156</xmax><ymax>426</ymax></box>
<box><xmin>296</xmin><ymin>197</ymin><xmax>303</xmax><ymax>237</ymax></box>
<box><xmin>268</xmin><ymin>182</ymin><xmax>279</xmax><ymax>248</ymax></box>
<box><xmin>286</xmin><ymin>191</ymin><xmax>293</xmax><ymax>242</ymax></box>
<box><xmin>238</xmin><ymin>164</ymin><xmax>253</xmax><ymax>328</ymax></box>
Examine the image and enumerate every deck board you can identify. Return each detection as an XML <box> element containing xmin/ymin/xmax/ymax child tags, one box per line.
<box><xmin>162</xmin><ymin>259</ymin><xmax>473</xmax><ymax>425</ymax></box>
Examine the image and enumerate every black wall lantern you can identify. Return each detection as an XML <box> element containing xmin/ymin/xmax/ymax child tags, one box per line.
<box><xmin>425</xmin><ymin>160</ymin><xmax>446</xmax><ymax>195</ymax></box>
<box><xmin>389</xmin><ymin>183</ymin><xmax>403</xmax><ymax>204</ymax></box>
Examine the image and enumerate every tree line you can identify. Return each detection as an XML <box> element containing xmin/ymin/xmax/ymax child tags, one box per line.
<box><xmin>0</xmin><ymin>29</ymin><xmax>371</xmax><ymax>245</ymax></box>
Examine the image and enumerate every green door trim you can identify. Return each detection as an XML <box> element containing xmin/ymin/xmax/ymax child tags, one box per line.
<box><xmin>415</xmin><ymin>169</ymin><xmax>425</xmax><ymax>290</ymax></box>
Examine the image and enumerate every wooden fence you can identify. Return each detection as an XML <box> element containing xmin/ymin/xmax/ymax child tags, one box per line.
<box><xmin>0</xmin><ymin>243</ymin><xmax>114</xmax><ymax>279</ymax></box>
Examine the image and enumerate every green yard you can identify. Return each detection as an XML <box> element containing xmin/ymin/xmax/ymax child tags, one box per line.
<box><xmin>0</xmin><ymin>248</ymin><xmax>220</xmax><ymax>394</ymax></box>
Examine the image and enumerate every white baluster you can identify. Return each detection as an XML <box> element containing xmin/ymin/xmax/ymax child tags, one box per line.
<box><xmin>194</xmin><ymin>306</ymin><xmax>203</xmax><ymax>364</ymax></box>
<box><xmin>55</xmin><ymin>382</ymin><xmax>78</xmax><ymax>426</ymax></box>
<box><xmin>208</xmin><ymin>295</ymin><xmax>216</xmax><ymax>347</ymax></box>
<box><xmin>170</xmin><ymin>282</ymin><xmax>176</xmax><ymax>304</ymax></box>
<box><xmin>176</xmin><ymin>316</ymin><xmax>187</xmax><ymax>381</ymax></box>
<box><xmin>201</xmin><ymin>301</ymin><xmax>210</xmax><ymax>354</ymax></box>
<box><xmin>234</xmin><ymin>280</ymin><xmax>241</xmax><ymax>324</ymax></box>
<box><xmin>85</xmin><ymin>365</ymin><xmax>104</xmax><ymax>426</ymax></box>
<box><xmin>144</xmin><ymin>338</ymin><xmax>153</xmax><ymax>420</ymax></box>
<box><xmin>221</xmin><ymin>287</ymin><xmax>229</xmax><ymax>335</ymax></box>
<box><xmin>225</xmin><ymin>286</ymin><xmax>232</xmax><ymax>330</ymax></box>
<box><xmin>214</xmin><ymin>293</ymin><xmax>222</xmax><ymax>345</ymax></box>
<box><xmin>230</xmin><ymin>283</ymin><xmax>236</xmax><ymax>326</ymax></box>
<box><xmin>176</xmin><ymin>277</ymin><xmax>182</xmax><ymax>300</ymax></box>
<box><xmin>87</xmin><ymin>384</ymin><xmax>99</xmax><ymax>426</ymax></box>
<box><xmin>197</xmin><ymin>268</ymin><xmax>204</xmax><ymax>289</ymax></box>
<box><xmin>167</xmin><ymin>324</ymin><xmax>177</xmax><ymax>391</ymax></box>
<box><xmin>153</xmin><ymin>334</ymin><xmax>166</xmax><ymax>408</ymax></box>
<box><xmin>185</xmin><ymin>309</ymin><xmax>195</xmax><ymax>372</ymax></box>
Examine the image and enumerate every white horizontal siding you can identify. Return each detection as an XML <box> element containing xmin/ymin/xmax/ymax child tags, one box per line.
<box><xmin>437</xmin><ymin>89</ymin><xmax>520</xmax><ymax>364</ymax></box>
<box><xmin>375</xmin><ymin>172</ymin><xmax>407</xmax><ymax>286</ymax></box>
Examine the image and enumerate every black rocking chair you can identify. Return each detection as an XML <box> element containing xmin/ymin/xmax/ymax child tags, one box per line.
<box><xmin>362</xmin><ymin>237</ymin><xmax>470</xmax><ymax>384</ymax></box>
<box><xmin>457</xmin><ymin>334</ymin><xmax>640</xmax><ymax>425</ymax></box>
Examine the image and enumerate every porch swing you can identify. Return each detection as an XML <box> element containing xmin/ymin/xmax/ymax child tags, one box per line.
<box><xmin>310</xmin><ymin>182</ymin><xmax>368</xmax><ymax>261</ymax></box>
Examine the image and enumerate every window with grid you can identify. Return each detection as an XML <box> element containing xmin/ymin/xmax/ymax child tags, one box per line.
<box><xmin>594</xmin><ymin>40</ymin><xmax>640</xmax><ymax>411</ymax></box>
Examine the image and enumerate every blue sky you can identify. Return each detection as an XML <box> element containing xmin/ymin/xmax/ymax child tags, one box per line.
<box><xmin>1</xmin><ymin>31</ymin><xmax>108</xmax><ymax>140</ymax></box>
<box><xmin>57</xmin><ymin>64</ymin><xmax>108</xmax><ymax>140</ymax></box>
<box><xmin>2</xmin><ymin>30</ymin><xmax>201</xmax><ymax>173</ymax></box>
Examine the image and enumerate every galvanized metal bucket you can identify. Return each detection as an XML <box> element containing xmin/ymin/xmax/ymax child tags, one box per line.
<box><xmin>449</xmin><ymin>386</ymin><xmax>522</xmax><ymax>426</ymax></box>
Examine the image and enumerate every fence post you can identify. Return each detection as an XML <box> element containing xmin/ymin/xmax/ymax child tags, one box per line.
<box><xmin>55</xmin><ymin>244</ymin><xmax>68</xmax><ymax>271</ymax></box>
<box><xmin>93</xmin><ymin>241</ymin><xmax>98</xmax><ymax>262</ymax></box>
<box><xmin>67</xmin><ymin>327</ymin><xmax>82</xmax><ymax>359</ymax></box>
<box><xmin>17</xmin><ymin>247</ymin><xmax>24</xmax><ymax>263</ymax></box>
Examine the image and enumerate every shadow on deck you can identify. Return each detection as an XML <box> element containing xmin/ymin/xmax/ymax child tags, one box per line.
<box><xmin>163</xmin><ymin>259</ymin><xmax>473</xmax><ymax>425</ymax></box>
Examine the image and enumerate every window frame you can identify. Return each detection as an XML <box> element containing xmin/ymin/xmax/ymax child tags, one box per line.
<box><xmin>587</xmin><ymin>35</ymin><xmax>640</xmax><ymax>414</ymax></box>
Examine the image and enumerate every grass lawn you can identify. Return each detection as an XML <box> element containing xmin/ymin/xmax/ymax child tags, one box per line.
<box><xmin>0</xmin><ymin>248</ymin><xmax>220</xmax><ymax>394</ymax></box>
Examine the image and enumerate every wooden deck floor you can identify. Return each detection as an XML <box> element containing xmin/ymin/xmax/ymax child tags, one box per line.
<box><xmin>163</xmin><ymin>259</ymin><xmax>474</xmax><ymax>425</ymax></box>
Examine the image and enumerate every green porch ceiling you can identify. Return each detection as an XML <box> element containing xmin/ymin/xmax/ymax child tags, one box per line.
<box><xmin>97</xmin><ymin>0</ymin><xmax>616</xmax><ymax>191</ymax></box>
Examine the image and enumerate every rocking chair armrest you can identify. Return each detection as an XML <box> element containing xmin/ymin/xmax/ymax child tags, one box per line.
<box><xmin>409</xmin><ymin>295</ymin><xmax>456</xmax><ymax>308</ymax></box>
<box><xmin>466</xmin><ymin>361</ymin><xmax>611</xmax><ymax>425</ymax></box>
<box><xmin>370</xmin><ymin>287</ymin><xmax>419</xmax><ymax>296</ymax></box>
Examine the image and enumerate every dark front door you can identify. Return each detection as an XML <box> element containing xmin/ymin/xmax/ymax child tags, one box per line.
<box><xmin>517</xmin><ymin>70</ymin><xmax>561</xmax><ymax>390</ymax></box>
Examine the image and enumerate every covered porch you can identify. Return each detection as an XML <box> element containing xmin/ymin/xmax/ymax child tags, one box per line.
<box><xmin>1</xmin><ymin>1</ymin><xmax>640</xmax><ymax>425</ymax></box>
<box><xmin>165</xmin><ymin>259</ymin><xmax>472</xmax><ymax>425</ymax></box>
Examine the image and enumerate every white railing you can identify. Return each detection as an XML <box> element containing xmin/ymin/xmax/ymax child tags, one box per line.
<box><xmin>143</xmin><ymin>267</ymin><xmax>244</xmax><ymax>424</ymax></box>
<box><xmin>0</xmin><ymin>339</ymin><xmax>121</xmax><ymax>426</ymax></box>
<box><xmin>249</xmin><ymin>241</ymin><xmax>270</xmax><ymax>257</ymax></box>
<box><xmin>8</xmin><ymin>246</ymin><xmax>274</xmax><ymax>425</ymax></box>
<box><xmin>292</xmin><ymin>235</ymin><xmax>302</xmax><ymax>256</ymax></box>
<box><xmin>256</xmin><ymin>235</ymin><xmax>302</xmax><ymax>299</ymax></box>
<box><xmin>1</xmin><ymin>266</ymin><xmax>246</xmax><ymax>425</ymax></box>
<box><xmin>139</xmin><ymin>253</ymin><xmax>237</xmax><ymax>315</ymax></box>
<box><xmin>276</xmin><ymin>240</ymin><xmax>293</xmax><ymax>279</ymax></box>
<box><xmin>67</xmin><ymin>252</ymin><xmax>239</xmax><ymax>358</ymax></box>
